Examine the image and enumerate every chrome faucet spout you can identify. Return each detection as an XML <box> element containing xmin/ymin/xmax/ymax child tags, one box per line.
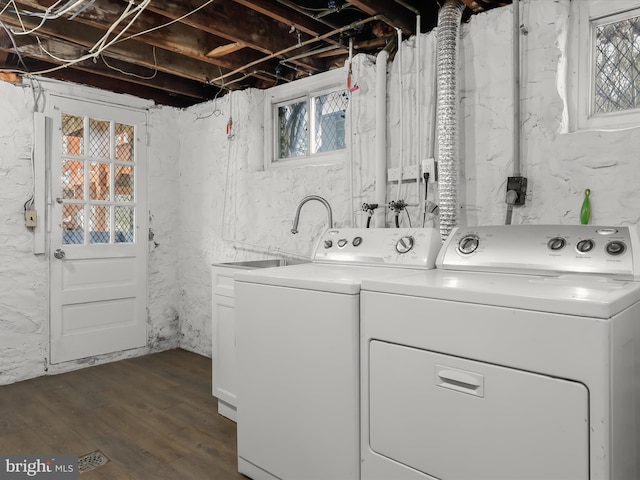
<box><xmin>291</xmin><ymin>195</ymin><xmax>334</xmax><ymax>234</ymax></box>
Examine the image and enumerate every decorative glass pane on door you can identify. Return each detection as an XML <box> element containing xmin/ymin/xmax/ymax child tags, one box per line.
<box><xmin>61</xmin><ymin>113</ymin><xmax>136</xmax><ymax>245</ymax></box>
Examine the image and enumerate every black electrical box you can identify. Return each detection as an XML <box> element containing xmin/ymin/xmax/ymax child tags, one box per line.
<box><xmin>507</xmin><ymin>176</ymin><xmax>527</xmax><ymax>206</ymax></box>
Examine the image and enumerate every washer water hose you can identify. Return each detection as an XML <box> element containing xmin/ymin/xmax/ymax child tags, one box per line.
<box><xmin>362</xmin><ymin>203</ymin><xmax>379</xmax><ymax>228</ymax></box>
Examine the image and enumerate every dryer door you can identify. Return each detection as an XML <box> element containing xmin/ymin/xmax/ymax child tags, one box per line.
<box><xmin>368</xmin><ymin>340</ymin><xmax>589</xmax><ymax>480</ymax></box>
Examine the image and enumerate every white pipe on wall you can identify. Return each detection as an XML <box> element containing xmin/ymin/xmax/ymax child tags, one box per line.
<box><xmin>395</xmin><ymin>28</ymin><xmax>404</xmax><ymax>203</ymax></box>
<box><xmin>374</xmin><ymin>49</ymin><xmax>389</xmax><ymax>227</ymax></box>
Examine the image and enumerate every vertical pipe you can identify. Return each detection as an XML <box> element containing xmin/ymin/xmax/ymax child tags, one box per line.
<box><xmin>374</xmin><ymin>50</ymin><xmax>389</xmax><ymax>228</ymax></box>
<box><xmin>348</xmin><ymin>38</ymin><xmax>356</xmax><ymax>226</ymax></box>
<box><xmin>436</xmin><ymin>0</ymin><xmax>465</xmax><ymax>241</ymax></box>
<box><xmin>513</xmin><ymin>0</ymin><xmax>521</xmax><ymax>177</ymax></box>
<box><xmin>415</xmin><ymin>15</ymin><xmax>422</xmax><ymax>205</ymax></box>
<box><xmin>395</xmin><ymin>28</ymin><xmax>404</xmax><ymax>202</ymax></box>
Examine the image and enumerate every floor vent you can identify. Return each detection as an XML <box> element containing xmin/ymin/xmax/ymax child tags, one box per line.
<box><xmin>78</xmin><ymin>450</ymin><xmax>109</xmax><ymax>473</ymax></box>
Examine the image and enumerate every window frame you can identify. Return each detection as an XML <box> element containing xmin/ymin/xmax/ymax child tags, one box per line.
<box><xmin>264</xmin><ymin>68</ymin><xmax>348</xmax><ymax>169</ymax></box>
<box><xmin>570</xmin><ymin>0</ymin><xmax>640</xmax><ymax>131</ymax></box>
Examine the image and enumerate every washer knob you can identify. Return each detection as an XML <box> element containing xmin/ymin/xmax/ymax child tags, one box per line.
<box><xmin>606</xmin><ymin>241</ymin><xmax>626</xmax><ymax>256</ymax></box>
<box><xmin>323</xmin><ymin>239</ymin><xmax>333</xmax><ymax>249</ymax></box>
<box><xmin>337</xmin><ymin>238</ymin><xmax>348</xmax><ymax>248</ymax></box>
<box><xmin>576</xmin><ymin>239</ymin><xmax>594</xmax><ymax>253</ymax></box>
<box><xmin>353</xmin><ymin>236</ymin><xmax>363</xmax><ymax>247</ymax></box>
<box><xmin>395</xmin><ymin>236</ymin><xmax>414</xmax><ymax>254</ymax></box>
<box><xmin>547</xmin><ymin>237</ymin><xmax>566</xmax><ymax>251</ymax></box>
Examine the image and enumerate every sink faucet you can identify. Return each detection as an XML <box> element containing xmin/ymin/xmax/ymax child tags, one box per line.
<box><xmin>291</xmin><ymin>195</ymin><xmax>333</xmax><ymax>234</ymax></box>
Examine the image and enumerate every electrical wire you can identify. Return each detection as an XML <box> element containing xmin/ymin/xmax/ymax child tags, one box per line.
<box><xmin>100</xmin><ymin>47</ymin><xmax>158</xmax><ymax>80</ymax></box>
<box><xmin>0</xmin><ymin>0</ymin><xmax>216</xmax><ymax>77</ymax></box>
<box><xmin>0</xmin><ymin>19</ymin><xmax>28</xmax><ymax>71</ymax></box>
<box><xmin>2</xmin><ymin>0</ymin><xmax>151</xmax><ymax>74</ymax></box>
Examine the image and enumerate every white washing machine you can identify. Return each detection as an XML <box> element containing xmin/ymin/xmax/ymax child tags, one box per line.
<box><xmin>360</xmin><ymin>224</ymin><xmax>640</xmax><ymax>480</ymax></box>
<box><xmin>234</xmin><ymin>228</ymin><xmax>442</xmax><ymax>480</ymax></box>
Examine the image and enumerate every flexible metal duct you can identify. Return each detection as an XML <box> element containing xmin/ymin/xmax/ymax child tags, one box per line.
<box><xmin>436</xmin><ymin>0</ymin><xmax>465</xmax><ymax>241</ymax></box>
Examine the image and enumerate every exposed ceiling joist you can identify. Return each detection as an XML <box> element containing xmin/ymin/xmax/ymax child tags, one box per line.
<box><xmin>0</xmin><ymin>0</ymin><xmax>511</xmax><ymax>107</ymax></box>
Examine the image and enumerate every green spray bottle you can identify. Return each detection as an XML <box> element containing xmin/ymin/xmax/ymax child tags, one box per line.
<box><xmin>580</xmin><ymin>189</ymin><xmax>591</xmax><ymax>225</ymax></box>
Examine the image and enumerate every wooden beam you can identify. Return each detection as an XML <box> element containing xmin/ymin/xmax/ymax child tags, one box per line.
<box><xmin>22</xmin><ymin>58</ymin><xmax>201</xmax><ymax>107</ymax></box>
<box><xmin>233</xmin><ymin>0</ymin><xmax>335</xmax><ymax>37</ymax></box>
<box><xmin>346</xmin><ymin>0</ymin><xmax>417</xmax><ymax>35</ymax></box>
<box><xmin>142</xmin><ymin>0</ymin><xmax>326</xmax><ymax>72</ymax></box>
<box><xmin>10</xmin><ymin>0</ymin><xmax>294</xmax><ymax>79</ymax></box>
<box><xmin>207</xmin><ymin>43</ymin><xmax>246</xmax><ymax>58</ymax></box>
<box><xmin>0</xmin><ymin>35</ymin><xmax>215</xmax><ymax>100</ymax></box>
<box><xmin>144</xmin><ymin>0</ymin><xmax>309</xmax><ymax>55</ymax></box>
<box><xmin>0</xmin><ymin>11</ymin><xmax>229</xmax><ymax>84</ymax></box>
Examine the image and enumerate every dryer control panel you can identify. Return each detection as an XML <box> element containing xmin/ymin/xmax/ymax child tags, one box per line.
<box><xmin>313</xmin><ymin>228</ymin><xmax>442</xmax><ymax>269</ymax></box>
<box><xmin>437</xmin><ymin>224</ymin><xmax>640</xmax><ymax>280</ymax></box>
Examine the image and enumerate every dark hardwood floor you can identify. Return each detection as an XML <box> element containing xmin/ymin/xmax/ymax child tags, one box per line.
<box><xmin>0</xmin><ymin>349</ymin><xmax>246</xmax><ymax>479</ymax></box>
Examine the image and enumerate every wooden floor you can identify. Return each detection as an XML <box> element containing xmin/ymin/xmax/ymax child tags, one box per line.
<box><xmin>0</xmin><ymin>349</ymin><xmax>246</xmax><ymax>479</ymax></box>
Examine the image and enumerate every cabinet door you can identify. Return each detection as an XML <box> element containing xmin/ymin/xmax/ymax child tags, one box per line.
<box><xmin>212</xmin><ymin>294</ymin><xmax>236</xmax><ymax>406</ymax></box>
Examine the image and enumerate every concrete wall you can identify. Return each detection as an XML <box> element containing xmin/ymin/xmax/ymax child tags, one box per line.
<box><xmin>1</xmin><ymin>0</ymin><xmax>639</xmax><ymax>378</ymax></box>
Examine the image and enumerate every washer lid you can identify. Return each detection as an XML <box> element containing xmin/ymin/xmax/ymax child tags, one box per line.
<box><xmin>361</xmin><ymin>269</ymin><xmax>640</xmax><ymax>318</ymax></box>
<box><xmin>235</xmin><ymin>263</ymin><xmax>411</xmax><ymax>294</ymax></box>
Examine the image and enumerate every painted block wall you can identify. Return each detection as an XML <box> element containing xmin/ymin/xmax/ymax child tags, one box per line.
<box><xmin>0</xmin><ymin>81</ymin><xmax>47</xmax><ymax>383</ymax></box>
<box><xmin>2</xmin><ymin>0</ymin><xmax>640</xmax><ymax>379</ymax></box>
<box><xmin>176</xmin><ymin>0</ymin><xmax>640</xmax><ymax>353</ymax></box>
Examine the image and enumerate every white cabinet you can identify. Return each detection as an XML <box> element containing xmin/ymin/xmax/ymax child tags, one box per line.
<box><xmin>211</xmin><ymin>265</ymin><xmax>242</xmax><ymax>422</ymax></box>
<box><xmin>211</xmin><ymin>260</ymin><xmax>285</xmax><ymax>422</ymax></box>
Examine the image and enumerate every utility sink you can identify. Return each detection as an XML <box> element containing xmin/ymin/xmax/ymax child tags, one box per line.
<box><xmin>215</xmin><ymin>258</ymin><xmax>310</xmax><ymax>269</ymax></box>
<box><xmin>217</xmin><ymin>259</ymin><xmax>285</xmax><ymax>269</ymax></box>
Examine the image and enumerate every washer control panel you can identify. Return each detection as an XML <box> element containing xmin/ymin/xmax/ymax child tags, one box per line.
<box><xmin>313</xmin><ymin>228</ymin><xmax>442</xmax><ymax>269</ymax></box>
<box><xmin>438</xmin><ymin>224</ymin><xmax>639</xmax><ymax>279</ymax></box>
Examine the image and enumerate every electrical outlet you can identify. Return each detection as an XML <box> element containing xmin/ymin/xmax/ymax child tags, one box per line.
<box><xmin>422</xmin><ymin>158</ymin><xmax>437</xmax><ymax>183</ymax></box>
<box><xmin>25</xmin><ymin>209</ymin><xmax>37</xmax><ymax>228</ymax></box>
<box><xmin>507</xmin><ymin>176</ymin><xmax>527</xmax><ymax>206</ymax></box>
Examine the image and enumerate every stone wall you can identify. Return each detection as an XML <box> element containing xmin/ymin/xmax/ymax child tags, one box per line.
<box><xmin>2</xmin><ymin>0</ymin><xmax>639</xmax><ymax>379</ymax></box>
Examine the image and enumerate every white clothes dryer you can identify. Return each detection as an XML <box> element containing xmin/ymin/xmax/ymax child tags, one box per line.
<box><xmin>360</xmin><ymin>224</ymin><xmax>640</xmax><ymax>480</ymax></box>
<box><xmin>234</xmin><ymin>228</ymin><xmax>442</xmax><ymax>480</ymax></box>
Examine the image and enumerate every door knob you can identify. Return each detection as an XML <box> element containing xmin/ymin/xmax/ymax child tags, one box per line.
<box><xmin>54</xmin><ymin>249</ymin><xmax>66</xmax><ymax>259</ymax></box>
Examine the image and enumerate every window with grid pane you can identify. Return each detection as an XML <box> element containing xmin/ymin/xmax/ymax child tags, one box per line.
<box><xmin>571</xmin><ymin>1</ymin><xmax>640</xmax><ymax>130</ymax></box>
<box><xmin>61</xmin><ymin>114</ymin><xmax>136</xmax><ymax>245</ymax></box>
<box><xmin>594</xmin><ymin>14</ymin><xmax>640</xmax><ymax>113</ymax></box>
<box><xmin>276</xmin><ymin>89</ymin><xmax>348</xmax><ymax>160</ymax></box>
<box><xmin>266</xmin><ymin>68</ymin><xmax>348</xmax><ymax>168</ymax></box>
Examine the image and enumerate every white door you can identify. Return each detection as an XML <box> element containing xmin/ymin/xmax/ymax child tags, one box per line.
<box><xmin>48</xmin><ymin>96</ymin><xmax>148</xmax><ymax>364</ymax></box>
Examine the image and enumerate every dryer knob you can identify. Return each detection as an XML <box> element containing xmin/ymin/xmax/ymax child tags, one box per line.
<box><xmin>395</xmin><ymin>236</ymin><xmax>415</xmax><ymax>254</ymax></box>
<box><xmin>458</xmin><ymin>235</ymin><xmax>479</xmax><ymax>255</ymax></box>
<box><xmin>324</xmin><ymin>239</ymin><xmax>333</xmax><ymax>249</ymax></box>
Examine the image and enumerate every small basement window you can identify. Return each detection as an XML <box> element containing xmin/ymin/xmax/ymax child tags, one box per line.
<box><xmin>265</xmin><ymin>69</ymin><xmax>348</xmax><ymax>168</ymax></box>
<box><xmin>571</xmin><ymin>1</ymin><xmax>640</xmax><ymax>130</ymax></box>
